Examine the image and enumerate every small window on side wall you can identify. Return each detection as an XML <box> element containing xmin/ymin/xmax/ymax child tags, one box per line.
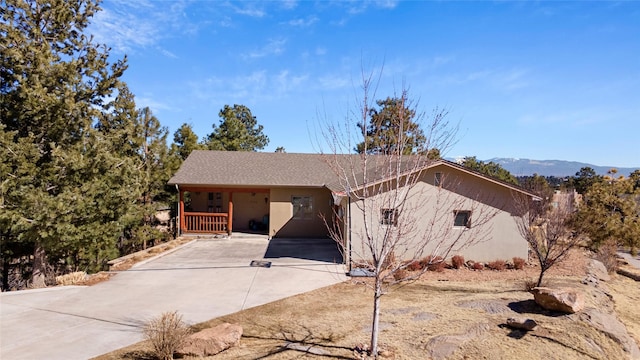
<box><xmin>435</xmin><ymin>172</ymin><xmax>442</xmax><ymax>186</ymax></box>
<box><xmin>453</xmin><ymin>210</ymin><xmax>471</xmax><ymax>228</ymax></box>
<box><xmin>292</xmin><ymin>196</ymin><xmax>313</xmax><ymax>219</ymax></box>
<box><xmin>381</xmin><ymin>208</ymin><xmax>399</xmax><ymax>226</ymax></box>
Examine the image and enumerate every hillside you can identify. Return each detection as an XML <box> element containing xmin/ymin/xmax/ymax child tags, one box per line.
<box><xmin>482</xmin><ymin>158</ymin><xmax>639</xmax><ymax>177</ymax></box>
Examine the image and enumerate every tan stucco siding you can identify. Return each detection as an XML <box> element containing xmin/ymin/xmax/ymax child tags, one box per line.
<box><xmin>348</xmin><ymin>166</ymin><xmax>528</xmax><ymax>263</ymax></box>
<box><xmin>232</xmin><ymin>192</ymin><xmax>270</xmax><ymax>231</ymax></box>
<box><xmin>269</xmin><ymin>187</ymin><xmax>332</xmax><ymax>238</ymax></box>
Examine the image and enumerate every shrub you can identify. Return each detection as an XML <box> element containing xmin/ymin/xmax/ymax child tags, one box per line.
<box><xmin>393</xmin><ymin>268</ymin><xmax>409</xmax><ymax>281</ymax></box>
<box><xmin>55</xmin><ymin>271</ymin><xmax>87</xmax><ymax>286</ymax></box>
<box><xmin>523</xmin><ymin>278</ymin><xmax>538</xmax><ymax>292</ymax></box>
<box><xmin>381</xmin><ymin>251</ymin><xmax>397</xmax><ymax>271</ymax></box>
<box><xmin>487</xmin><ymin>260</ymin><xmax>506</xmax><ymax>271</ymax></box>
<box><xmin>512</xmin><ymin>257</ymin><xmax>526</xmax><ymax>270</ymax></box>
<box><xmin>421</xmin><ymin>256</ymin><xmax>445</xmax><ymax>272</ymax></box>
<box><xmin>143</xmin><ymin>311</ymin><xmax>190</xmax><ymax>360</ymax></box>
<box><xmin>451</xmin><ymin>255</ymin><xmax>465</xmax><ymax>269</ymax></box>
<box><xmin>407</xmin><ymin>261</ymin><xmax>422</xmax><ymax>271</ymax></box>
<box><xmin>595</xmin><ymin>239</ymin><xmax>619</xmax><ymax>274</ymax></box>
<box><xmin>471</xmin><ymin>262</ymin><xmax>484</xmax><ymax>271</ymax></box>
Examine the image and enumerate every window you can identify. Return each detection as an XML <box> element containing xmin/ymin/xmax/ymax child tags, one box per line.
<box><xmin>381</xmin><ymin>208</ymin><xmax>399</xmax><ymax>226</ymax></box>
<box><xmin>453</xmin><ymin>210</ymin><xmax>471</xmax><ymax>228</ymax></box>
<box><xmin>292</xmin><ymin>196</ymin><xmax>313</xmax><ymax>219</ymax></box>
<box><xmin>434</xmin><ymin>172</ymin><xmax>442</xmax><ymax>186</ymax></box>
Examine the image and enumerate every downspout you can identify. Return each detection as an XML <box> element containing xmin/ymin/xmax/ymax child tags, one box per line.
<box><xmin>175</xmin><ymin>184</ymin><xmax>180</xmax><ymax>237</ymax></box>
<box><xmin>348</xmin><ymin>187</ymin><xmax>352</xmax><ymax>273</ymax></box>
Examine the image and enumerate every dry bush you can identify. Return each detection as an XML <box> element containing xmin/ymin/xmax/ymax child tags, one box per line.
<box><xmin>381</xmin><ymin>252</ymin><xmax>397</xmax><ymax>271</ymax></box>
<box><xmin>393</xmin><ymin>268</ymin><xmax>409</xmax><ymax>281</ymax></box>
<box><xmin>420</xmin><ymin>256</ymin><xmax>445</xmax><ymax>272</ymax></box>
<box><xmin>487</xmin><ymin>260</ymin><xmax>506</xmax><ymax>271</ymax></box>
<box><xmin>451</xmin><ymin>255</ymin><xmax>465</xmax><ymax>269</ymax></box>
<box><xmin>523</xmin><ymin>278</ymin><xmax>538</xmax><ymax>292</ymax></box>
<box><xmin>55</xmin><ymin>271</ymin><xmax>87</xmax><ymax>286</ymax></box>
<box><xmin>595</xmin><ymin>240</ymin><xmax>619</xmax><ymax>274</ymax></box>
<box><xmin>512</xmin><ymin>257</ymin><xmax>526</xmax><ymax>270</ymax></box>
<box><xmin>471</xmin><ymin>262</ymin><xmax>484</xmax><ymax>271</ymax></box>
<box><xmin>407</xmin><ymin>261</ymin><xmax>422</xmax><ymax>271</ymax></box>
<box><xmin>143</xmin><ymin>311</ymin><xmax>190</xmax><ymax>360</ymax></box>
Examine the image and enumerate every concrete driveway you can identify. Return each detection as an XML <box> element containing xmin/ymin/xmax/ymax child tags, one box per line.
<box><xmin>0</xmin><ymin>237</ymin><xmax>346</xmax><ymax>360</ymax></box>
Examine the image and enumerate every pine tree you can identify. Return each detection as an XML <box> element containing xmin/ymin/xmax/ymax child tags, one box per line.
<box><xmin>1</xmin><ymin>0</ymin><xmax>141</xmax><ymax>287</ymax></box>
<box><xmin>206</xmin><ymin>104</ymin><xmax>269</xmax><ymax>151</ymax></box>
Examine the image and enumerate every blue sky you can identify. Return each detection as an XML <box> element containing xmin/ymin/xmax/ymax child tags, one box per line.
<box><xmin>89</xmin><ymin>1</ymin><xmax>640</xmax><ymax>168</ymax></box>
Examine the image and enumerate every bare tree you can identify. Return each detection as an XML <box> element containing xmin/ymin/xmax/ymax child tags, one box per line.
<box><xmin>319</xmin><ymin>70</ymin><xmax>501</xmax><ymax>357</ymax></box>
<box><xmin>514</xmin><ymin>190</ymin><xmax>579</xmax><ymax>287</ymax></box>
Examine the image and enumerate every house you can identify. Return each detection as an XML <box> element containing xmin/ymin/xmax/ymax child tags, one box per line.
<box><xmin>167</xmin><ymin>150</ymin><xmax>539</xmax><ymax>263</ymax></box>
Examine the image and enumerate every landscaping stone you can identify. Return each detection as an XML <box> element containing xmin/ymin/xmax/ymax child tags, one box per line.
<box><xmin>587</xmin><ymin>259</ymin><xmax>611</xmax><ymax>281</ymax></box>
<box><xmin>177</xmin><ymin>323</ymin><xmax>242</xmax><ymax>357</ymax></box>
<box><xmin>531</xmin><ymin>287</ymin><xmax>585</xmax><ymax>314</ymax></box>
<box><xmin>579</xmin><ymin>308</ymin><xmax>640</xmax><ymax>359</ymax></box>
<box><xmin>506</xmin><ymin>317</ymin><xmax>537</xmax><ymax>331</ymax></box>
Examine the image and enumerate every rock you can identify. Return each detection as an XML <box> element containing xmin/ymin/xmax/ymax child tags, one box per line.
<box><xmin>587</xmin><ymin>259</ymin><xmax>611</xmax><ymax>281</ymax></box>
<box><xmin>506</xmin><ymin>317</ymin><xmax>537</xmax><ymax>331</ymax></box>
<box><xmin>582</xmin><ymin>274</ymin><xmax>599</xmax><ymax>286</ymax></box>
<box><xmin>177</xmin><ymin>323</ymin><xmax>242</xmax><ymax>357</ymax></box>
<box><xmin>531</xmin><ymin>287</ymin><xmax>585</xmax><ymax>314</ymax></box>
<box><xmin>580</xmin><ymin>308</ymin><xmax>640</xmax><ymax>358</ymax></box>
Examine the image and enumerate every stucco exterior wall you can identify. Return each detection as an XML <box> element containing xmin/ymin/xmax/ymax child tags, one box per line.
<box><xmin>348</xmin><ymin>165</ymin><xmax>528</xmax><ymax>263</ymax></box>
<box><xmin>232</xmin><ymin>192</ymin><xmax>270</xmax><ymax>231</ymax></box>
<box><xmin>269</xmin><ymin>187</ymin><xmax>333</xmax><ymax>238</ymax></box>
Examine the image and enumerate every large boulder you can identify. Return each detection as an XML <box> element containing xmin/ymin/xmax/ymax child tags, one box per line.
<box><xmin>580</xmin><ymin>308</ymin><xmax>640</xmax><ymax>359</ymax></box>
<box><xmin>587</xmin><ymin>259</ymin><xmax>611</xmax><ymax>281</ymax></box>
<box><xmin>177</xmin><ymin>323</ymin><xmax>242</xmax><ymax>357</ymax></box>
<box><xmin>531</xmin><ymin>287</ymin><xmax>585</xmax><ymax>314</ymax></box>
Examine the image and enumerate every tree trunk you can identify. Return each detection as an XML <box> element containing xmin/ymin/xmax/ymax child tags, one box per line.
<box><xmin>536</xmin><ymin>268</ymin><xmax>546</xmax><ymax>287</ymax></box>
<box><xmin>31</xmin><ymin>243</ymin><xmax>47</xmax><ymax>288</ymax></box>
<box><xmin>370</xmin><ymin>277</ymin><xmax>382</xmax><ymax>357</ymax></box>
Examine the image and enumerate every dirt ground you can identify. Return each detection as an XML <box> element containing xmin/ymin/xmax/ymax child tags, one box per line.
<box><xmin>94</xmin><ymin>248</ymin><xmax>640</xmax><ymax>360</ymax></box>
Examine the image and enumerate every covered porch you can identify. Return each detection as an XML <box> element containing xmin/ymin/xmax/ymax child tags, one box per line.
<box><xmin>178</xmin><ymin>186</ymin><xmax>270</xmax><ymax>235</ymax></box>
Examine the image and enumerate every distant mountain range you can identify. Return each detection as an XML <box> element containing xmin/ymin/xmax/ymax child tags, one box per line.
<box><xmin>454</xmin><ymin>158</ymin><xmax>639</xmax><ymax>177</ymax></box>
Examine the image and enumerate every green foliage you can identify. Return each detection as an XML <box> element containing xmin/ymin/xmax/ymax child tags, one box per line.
<box><xmin>170</xmin><ymin>123</ymin><xmax>206</xmax><ymax>161</ymax></box>
<box><xmin>206</xmin><ymin>104</ymin><xmax>269</xmax><ymax>151</ymax></box>
<box><xmin>0</xmin><ymin>0</ymin><xmax>174</xmax><ymax>288</ymax></box>
<box><xmin>356</xmin><ymin>94</ymin><xmax>427</xmax><ymax>155</ymax></box>
<box><xmin>574</xmin><ymin>173</ymin><xmax>640</xmax><ymax>253</ymax></box>
<box><xmin>572</xmin><ymin>167</ymin><xmax>603</xmax><ymax>194</ymax></box>
<box><xmin>461</xmin><ymin>156</ymin><xmax>519</xmax><ymax>185</ymax></box>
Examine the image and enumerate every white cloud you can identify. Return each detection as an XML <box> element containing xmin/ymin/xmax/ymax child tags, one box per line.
<box><xmin>244</xmin><ymin>38</ymin><xmax>287</xmax><ymax>59</ymax></box>
<box><xmin>89</xmin><ymin>1</ymin><xmax>202</xmax><ymax>55</ymax></box>
<box><xmin>287</xmin><ymin>16</ymin><xmax>318</xmax><ymax>27</ymax></box>
<box><xmin>234</xmin><ymin>4</ymin><xmax>266</xmax><ymax>18</ymax></box>
<box><xmin>136</xmin><ymin>96</ymin><xmax>174</xmax><ymax>114</ymax></box>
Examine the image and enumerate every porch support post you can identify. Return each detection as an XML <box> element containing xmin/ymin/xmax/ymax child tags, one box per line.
<box><xmin>179</xmin><ymin>189</ymin><xmax>185</xmax><ymax>234</ymax></box>
<box><xmin>227</xmin><ymin>192</ymin><xmax>233</xmax><ymax>236</ymax></box>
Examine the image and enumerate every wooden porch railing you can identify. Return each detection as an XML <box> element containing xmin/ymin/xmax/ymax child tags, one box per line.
<box><xmin>183</xmin><ymin>212</ymin><xmax>229</xmax><ymax>233</ymax></box>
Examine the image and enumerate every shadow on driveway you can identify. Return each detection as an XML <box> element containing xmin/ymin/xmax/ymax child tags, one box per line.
<box><xmin>264</xmin><ymin>238</ymin><xmax>343</xmax><ymax>263</ymax></box>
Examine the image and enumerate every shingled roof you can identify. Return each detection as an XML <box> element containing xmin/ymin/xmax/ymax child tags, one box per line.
<box><xmin>167</xmin><ymin>150</ymin><xmax>340</xmax><ymax>189</ymax></box>
<box><xmin>168</xmin><ymin>150</ymin><xmax>539</xmax><ymax>198</ymax></box>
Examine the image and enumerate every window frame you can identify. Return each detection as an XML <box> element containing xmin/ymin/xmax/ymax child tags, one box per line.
<box><xmin>434</xmin><ymin>172</ymin><xmax>443</xmax><ymax>187</ymax></box>
<box><xmin>291</xmin><ymin>196</ymin><xmax>314</xmax><ymax>220</ymax></box>
<box><xmin>380</xmin><ymin>208</ymin><xmax>399</xmax><ymax>226</ymax></box>
<box><xmin>453</xmin><ymin>210</ymin><xmax>471</xmax><ymax>228</ymax></box>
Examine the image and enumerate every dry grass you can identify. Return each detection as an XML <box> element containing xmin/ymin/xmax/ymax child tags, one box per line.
<box><xmin>55</xmin><ymin>271</ymin><xmax>87</xmax><ymax>286</ymax></box>
<box><xmin>143</xmin><ymin>311</ymin><xmax>190</xmax><ymax>360</ymax></box>
<box><xmin>94</xmin><ymin>248</ymin><xmax>640</xmax><ymax>360</ymax></box>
